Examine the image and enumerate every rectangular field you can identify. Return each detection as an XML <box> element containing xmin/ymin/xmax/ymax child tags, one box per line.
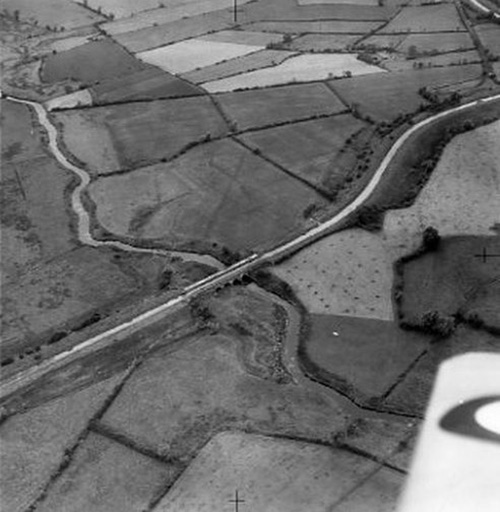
<box><xmin>41</xmin><ymin>38</ymin><xmax>149</xmax><ymax>85</ymax></box>
<box><xmin>398</xmin><ymin>32</ymin><xmax>475</xmax><ymax>54</ymax></box>
<box><xmin>289</xmin><ymin>34</ymin><xmax>361</xmax><ymax>52</ymax></box>
<box><xmin>88</xmin><ymin>139</ymin><xmax>328</xmax><ymax>252</ymax></box>
<box><xmin>330</xmin><ymin>64</ymin><xmax>483</xmax><ymax>121</ymax></box>
<box><xmin>181</xmin><ymin>50</ymin><xmax>297</xmax><ymax>84</ymax></box>
<box><xmin>380</xmin><ymin>4</ymin><xmax>465</xmax><ymax>33</ymax></box>
<box><xmin>137</xmin><ymin>39</ymin><xmax>263</xmax><ymax>75</ymax></box>
<box><xmin>91</xmin><ymin>68</ymin><xmax>202</xmax><ymax>104</ymax></box>
<box><xmin>384</xmin><ymin>50</ymin><xmax>481</xmax><ymax>72</ymax></box>
<box><xmin>203</xmin><ymin>53</ymin><xmax>384</xmax><ymax>92</ymax></box>
<box><xmin>199</xmin><ymin>29</ymin><xmax>285</xmax><ymax>47</ymax></box>
<box><xmin>239</xmin><ymin>114</ymin><xmax>366</xmax><ymax>193</ymax></box>
<box><xmin>248</xmin><ymin>20</ymin><xmax>383</xmax><ymax>34</ymax></box>
<box><xmin>216</xmin><ymin>82</ymin><xmax>346</xmax><ymax>130</ymax></box>
<box><xmin>476</xmin><ymin>23</ymin><xmax>500</xmax><ymax>57</ymax></box>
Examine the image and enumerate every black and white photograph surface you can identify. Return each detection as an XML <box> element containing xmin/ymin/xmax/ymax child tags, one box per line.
<box><xmin>0</xmin><ymin>0</ymin><xmax>499</xmax><ymax>510</ymax></box>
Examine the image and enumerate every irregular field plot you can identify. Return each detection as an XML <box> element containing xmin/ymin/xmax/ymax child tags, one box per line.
<box><xmin>90</xmin><ymin>68</ymin><xmax>202</xmax><ymax>104</ymax></box>
<box><xmin>45</xmin><ymin>89</ymin><xmax>93</xmax><ymax>111</ymax></box>
<box><xmin>248</xmin><ymin>20</ymin><xmax>383</xmax><ymax>34</ymax></box>
<box><xmin>476</xmin><ymin>23</ymin><xmax>500</xmax><ymax>57</ymax></box>
<box><xmin>100</xmin><ymin>334</ymin><xmax>348</xmax><ymax>460</ymax></box>
<box><xmin>272</xmin><ymin>228</ymin><xmax>396</xmax><ymax>320</ymax></box>
<box><xmin>204</xmin><ymin>53</ymin><xmax>383</xmax><ymax>92</ymax></box>
<box><xmin>384</xmin><ymin>119</ymin><xmax>500</xmax><ymax>249</ymax></box>
<box><xmin>35</xmin><ymin>432</ymin><xmax>176</xmax><ymax>512</ymax></box>
<box><xmin>102</xmin><ymin>0</ymin><xmax>251</xmax><ymax>35</ymax></box>
<box><xmin>0</xmin><ymin>376</ymin><xmax>120</xmax><ymax>512</ymax></box>
<box><xmin>330</xmin><ymin>65</ymin><xmax>482</xmax><ymax>121</ymax></box>
<box><xmin>303</xmin><ymin>314</ymin><xmax>427</xmax><ymax>402</ymax></box>
<box><xmin>299</xmin><ymin>0</ymin><xmax>379</xmax><ymax>4</ymax></box>
<box><xmin>113</xmin><ymin>11</ymin><xmax>235</xmax><ymax>53</ymax></box>
<box><xmin>137</xmin><ymin>39</ymin><xmax>263</xmax><ymax>75</ymax></box>
<box><xmin>289</xmin><ymin>34</ymin><xmax>361</xmax><ymax>52</ymax></box>
<box><xmin>1</xmin><ymin>247</ymin><xmax>137</xmax><ymax>355</ymax></box>
<box><xmin>0</xmin><ymin>0</ymin><xmax>104</xmax><ymax>29</ymax></box>
<box><xmin>380</xmin><ymin>4</ymin><xmax>465</xmax><ymax>33</ymax></box>
<box><xmin>384</xmin><ymin>50</ymin><xmax>481</xmax><ymax>72</ymax></box>
<box><xmin>56</xmin><ymin>96</ymin><xmax>228</xmax><ymax>172</ymax></box>
<box><xmin>239</xmin><ymin>114</ymin><xmax>365</xmax><ymax>192</ymax></box>
<box><xmin>157</xmin><ymin>431</ymin><xmax>398</xmax><ymax>512</ymax></box>
<box><xmin>217</xmin><ymin>82</ymin><xmax>346</xmax><ymax>130</ymax></box>
<box><xmin>83</xmin><ymin>0</ymin><xmax>163</xmax><ymax>18</ymax></box>
<box><xmin>397</xmin><ymin>32</ymin><xmax>475</xmax><ymax>54</ymax></box>
<box><xmin>358</xmin><ymin>34</ymin><xmax>407</xmax><ymax>50</ymax></box>
<box><xmin>89</xmin><ymin>139</ymin><xmax>327</xmax><ymax>252</ymax></box>
<box><xmin>41</xmin><ymin>38</ymin><xmax>149</xmax><ymax>85</ymax></box>
<box><xmin>399</xmin><ymin>236</ymin><xmax>500</xmax><ymax>329</ymax></box>
<box><xmin>181</xmin><ymin>49</ymin><xmax>297</xmax><ymax>84</ymax></box>
<box><xmin>199</xmin><ymin>29</ymin><xmax>284</xmax><ymax>46</ymax></box>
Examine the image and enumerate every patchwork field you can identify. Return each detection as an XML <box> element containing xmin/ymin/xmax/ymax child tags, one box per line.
<box><xmin>0</xmin><ymin>376</ymin><xmax>120</xmax><ymax>512</ymax></box>
<box><xmin>239</xmin><ymin>114</ymin><xmax>365</xmax><ymax>193</ymax></box>
<box><xmin>299</xmin><ymin>0</ymin><xmax>380</xmax><ymax>4</ymax></box>
<box><xmin>398</xmin><ymin>236</ymin><xmax>500</xmax><ymax>330</ymax></box>
<box><xmin>203</xmin><ymin>53</ymin><xmax>384</xmax><ymax>92</ymax></box>
<box><xmin>82</xmin><ymin>0</ymin><xmax>162</xmax><ymax>18</ymax></box>
<box><xmin>384</xmin><ymin>50</ymin><xmax>481</xmax><ymax>72</ymax></box>
<box><xmin>397</xmin><ymin>32</ymin><xmax>475</xmax><ymax>54</ymax></box>
<box><xmin>0</xmin><ymin>0</ymin><xmax>104</xmax><ymax>29</ymax></box>
<box><xmin>302</xmin><ymin>314</ymin><xmax>428</xmax><ymax>403</ymax></box>
<box><xmin>88</xmin><ymin>139</ymin><xmax>327</xmax><ymax>252</ymax></box>
<box><xmin>137</xmin><ymin>39</ymin><xmax>264</xmax><ymax>75</ymax></box>
<box><xmin>380</xmin><ymin>4</ymin><xmax>465</xmax><ymax>33</ymax></box>
<box><xmin>99</xmin><ymin>333</ymin><xmax>349</xmax><ymax>460</ymax></box>
<box><xmin>111</xmin><ymin>11</ymin><xmax>234</xmax><ymax>53</ymax></box>
<box><xmin>55</xmin><ymin>96</ymin><xmax>228</xmax><ymax>172</ymax></box>
<box><xmin>330</xmin><ymin>64</ymin><xmax>483</xmax><ymax>121</ymax></box>
<box><xmin>248</xmin><ymin>20</ymin><xmax>384</xmax><ymax>34</ymax></box>
<box><xmin>181</xmin><ymin>49</ymin><xmax>298</xmax><ymax>84</ymax></box>
<box><xmin>35</xmin><ymin>432</ymin><xmax>176</xmax><ymax>512</ymax></box>
<box><xmin>41</xmin><ymin>38</ymin><xmax>149</xmax><ymax>86</ymax></box>
<box><xmin>384</xmin><ymin>119</ymin><xmax>500</xmax><ymax>251</ymax></box>
<box><xmin>476</xmin><ymin>23</ymin><xmax>500</xmax><ymax>57</ymax></box>
<box><xmin>272</xmin><ymin>228</ymin><xmax>397</xmax><ymax>320</ymax></box>
<box><xmin>90</xmin><ymin>68</ymin><xmax>202</xmax><ymax>104</ymax></box>
<box><xmin>217</xmin><ymin>82</ymin><xmax>346</xmax><ymax>130</ymax></box>
<box><xmin>157</xmin><ymin>432</ymin><xmax>402</xmax><ymax>512</ymax></box>
<box><xmin>199</xmin><ymin>29</ymin><xmax>285</xmax><ymax>46</ymax></box>
<box><xmin>289</xmin><ymin>33</ymin><xmax>361</xmax><ymax>52</ymax></box>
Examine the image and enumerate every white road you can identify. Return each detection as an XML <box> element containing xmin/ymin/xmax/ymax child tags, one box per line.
<box><xmin>2</xmin><ymin>92</ymin><xmax>500</xmax><ymax>400</ymax></box>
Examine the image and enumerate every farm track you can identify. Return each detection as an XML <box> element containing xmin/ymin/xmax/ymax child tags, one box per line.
<box><xmin>2</xmin><ymin>92</ymin><xmax>500</xmax><ymax>417</ymax></box>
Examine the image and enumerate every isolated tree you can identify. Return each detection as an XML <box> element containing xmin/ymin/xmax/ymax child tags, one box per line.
<box><xmin>422</xmin><ymin>226</ymin><xmax>440</xmax><ymax>251</ymax></box>
<box><xmin>407</xmin><ymin>44</ymin><xmax>418</xmax><ymax>59</ymax></box>
<box><xmin>421</xmin><ymin>310</ymin><xmax>455</xmax><ymax>338</ymax></box>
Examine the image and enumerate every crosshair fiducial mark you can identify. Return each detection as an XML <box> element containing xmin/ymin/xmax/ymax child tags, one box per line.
<box><xmin>474</xmin><ymin>247</ymin><xmax>500</xmax><ymax>263</ymax></box>
<box><xmin>229</xmin><ymin>489</ymin><xmax>245</xmax><ymax>512</ymax></box>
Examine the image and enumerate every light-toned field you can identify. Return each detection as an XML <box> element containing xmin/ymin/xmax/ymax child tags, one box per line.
<box><xmin>157</xmin><ymin>431</ymin><xmax>402</xmax><ymax>512</ymax></box>
<box><xmin>398</xmin><ymin>32</ymin><xmax>475</xmax><ymax>54</ymax></box>
<box><xmin>88</xmin><ymin>139</ymin><xmax>327</xmax><ymax>252</ymax></box>
<box><xmin>137</xmin><ymin>39</ymin><xmax>263</xmax><ymax>75</ymax></box>
<box><xmin>248</xmin><ymin>20</ymin><xmax>383</xmax><ymax>34</ymax></box>
<box><xmin>217</xmin><ymin>82</ymin><xmax>346</xmax><ymax>130</ymax></box>
<box><xmin>0</xmin><ymin>375</ymin><xmax>121</xmax><ymax>512</ymax></box>
<box><xmin>56</xmin><ymin>96</ymin><xmax>228</xmax><ymax>172</ymax></box>
<box><xmin>100</xmin><ymin>333</ymin><xmax>349</xmax><ymax>460</ymax></box>
<box><xmin>1</xmin><ymin>0</ymin><xmax>104</xmax><ymax>29</ymax></box>
<box><xmin>1</xmin><ymin>246</ymin><xmax>137</xmax><ymax>354</ymax></box>
<box><xmin>380</xmin><ymin>4</ymin><xmax>465</xmax><ymax>33</ymax></box>
<box><xmin>45</xmin><ymin>89</ymin><xmax>93</xmax><ymax>111</ymax></box>
<box><xmin>83</xmin><ymin>0</ymin><xmax>162</xmax><ymax>18</ymax></box>
<box><xmin>55</xmin><ymin>109</ymin><xmax>121</xmax><ymax>174</ymax></box>
<box><xmin>239</xmin><ymin>114</ymin><xmax>365</xmax><ymax>192</ymax></box>
<box><xmin>45</xmin><ymin>34</ymin><xmax>96</xmax><ymax>54</ymax></box>
<box><xmin>181</xmin><ymin>49</ymin><xmax>297</xmax><ymax>84</ymax></box>
<box><xmin>331</xmin><ymin>64</ymin><xmax>482</xmax><ymax>121</ymax></box>
<box><xmin>384</xmin><ymin>50</ymin><xmax>481</xmax><ymax>72</ymax></box>
<box><xmin>476</xmin><ymin>23</ymin><xmax>500</xmax><ymax>57</ymax></box>
<box><xmin>199</xmin><ymin>29</ymin><xmax>285</xmax><ymax>46</ymax></box>
<box><xmin>289</xmin><ymin>33</ymin><xmax>361</xmax><ymax>52</ymax></box>
<box><xmin>35</xmin><ymin>432</ymin><xmax>175</xmax><ymax>512</ymax></box>
<box><xmin>101</xmin><ymin>0</ymin><xmax>251</xmax><ymax>35</ymax></box>
<box><xmin>203</xmin><ymin>53</ymin><xmax>384</xmax><ymax>92</ymax></box>
<box><xmin>384</xmin><ymin>120</ymin><xmax>500</xmax><ymax>252</ymax></box>
<box><xmin>273</xmin><ymin>228</ymin><xmax>396</xmax><ymax>320</ymax></box>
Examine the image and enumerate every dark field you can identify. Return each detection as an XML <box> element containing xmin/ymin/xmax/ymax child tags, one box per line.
<box><xmin>300</xmin><ymin>314</ymin><xmax>428</xmax><ymax>406</ymax></box>
<box><xmin>41</xmin><ymin>38</ymin><xmax>150</xmax><ymax>86</ymax></box>
<box><xmin>217</xmin><ymin>82</ymin><xmax>346</xmax><ymax>130</ymax></box>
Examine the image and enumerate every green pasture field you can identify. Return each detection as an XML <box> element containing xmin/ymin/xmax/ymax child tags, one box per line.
<box><xmin>88</xmin><ymin>139</ymin><xmax>327</xmax><ymax>253</ymax></box>
<box><xmin>239</xmin><ymin>114</ymin><xmax>365</xmax><ymax>194</ymax></box>
<box><xmin>397</xmin><ymin>32</ymin><xmax>475</xmax><ymax>54</ymax></box>
<box><xmin>217</xmin><ymin>82</ymin><xmax>346</xmax><ymax>130</ymax></box>
<box><xmin>289</xmin><ymin>33</ymin><xmax>361</xmax><ymax>52</ymax></box>
<box><xmin>330</xmin><ymin>64</ymin><xmax>483</xmax><ymax>121</ymax></box>
<box><xmin>247</xmin><ymin>20</ymin><xmax>383</xmax><ymax>34</ymax></box>
<box><xmin>41</xmin><ymin>38</ymin><xmax>150</xmax><ymax>86</ymax></box>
